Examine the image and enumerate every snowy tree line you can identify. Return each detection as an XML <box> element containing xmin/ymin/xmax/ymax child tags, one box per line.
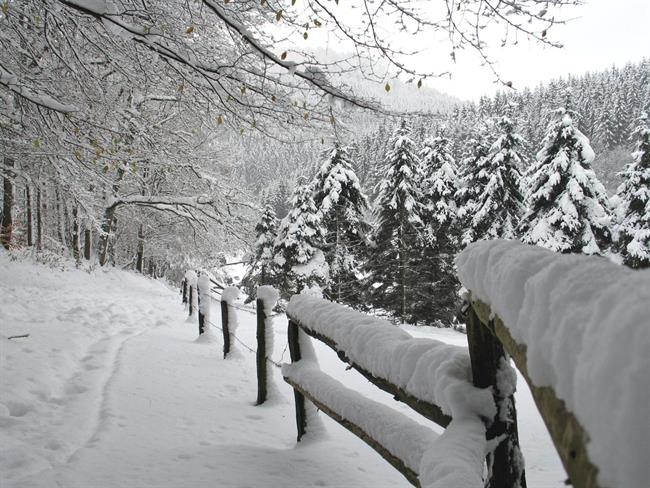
<box><xmin>244</xmin><ymin>100</ymin><xmax>649</xmax><ymax>325</ymax></box>
<box><xmin>351</xmin><ymin>60</ymin><xmax>650</xmax><ymax>196</ymax></box>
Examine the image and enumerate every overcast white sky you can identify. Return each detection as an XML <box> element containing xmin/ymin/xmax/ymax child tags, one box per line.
<box><xmin>425</xmin><ymin>0</ymin><xmax>650</xmax><ymax>100</ymax></box>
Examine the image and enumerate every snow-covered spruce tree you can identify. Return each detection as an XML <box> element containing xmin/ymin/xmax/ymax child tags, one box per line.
<box><xmin>520</xmin><ymin>108</ymin><xmax>613</xmax><ymax>254</ymax></box>
<box><xmin>417</xmin><ymin>130</ymin><xmax>460</xmax><ymax>325</ymax></box>
<box><xmin>456</xmin><ymin>125</ymin><xmax>492</xmax><ymax>245</ymax></box>
<box><xmin>273</xmin><ymin>184</ymin><xmax>328</xmax><ymax>298</ymax></box>
<box><xmin>469</xmin><ymin>116</ymin><xmax>526</xmax><ymax>241</ymax></box>
<box><xmin>367</xmin><ymin>121</ymin><xmax>424</xmax><ymax>323</ymax></box>
<box><xmin>616</xmin><ymin>113</ymin><xmax>650</xmax><ymax>268</ymax></box>
<box><xmin>241</xmin><ymin>204</ymin><xmax>281</xmax><ymax>300</ymax></box>
<box><xmin>312</xmin><ymin>144</ymin><xmax>370</xmax><ymax>304</ymax></box>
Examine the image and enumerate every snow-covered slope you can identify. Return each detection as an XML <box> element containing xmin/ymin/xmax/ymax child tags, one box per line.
<box><xmin>0</xmin><ymin>252</ymin><xmax>409</xmax><ymax>488</ymax></box>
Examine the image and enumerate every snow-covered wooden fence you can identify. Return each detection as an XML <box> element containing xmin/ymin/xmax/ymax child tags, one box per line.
<box><xmin>180</xmin><ymin>276</ymin><xmax>280</xmax><ymax>402</ymax></box>
<box><xmin>283</xmin><ymin>296</ymin><xmax>520</xmax><ymax>488</ymax></box>
<box><xmin>283</xmin><ymin>239</ymin><xmax>650</xmax><ymax>488</ymax></box>
<box><xmin>457</xmin><ymin>240</ymin><xmax>650</xmax><ymax>488</ymax></box>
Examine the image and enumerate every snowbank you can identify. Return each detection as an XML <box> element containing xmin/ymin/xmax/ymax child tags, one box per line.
<box><xmin>456</xmin><ymin>239</ymin><xmax>650</xmax><ymax>488</ymax></box>
<box><xmin>286</xmin><ymin>296</ymin><xmax>496</xmax><ymax>422</ymax></box>
<box><xmin>0</xmin><ymin>251</ymin><xmax>182</xmax><ymax>485</ymax></box>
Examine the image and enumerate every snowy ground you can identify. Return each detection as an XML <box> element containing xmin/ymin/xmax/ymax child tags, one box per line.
<box><xmin>0</xmin><ymin>253</ymin><xmax>565</xmax><ymax>487</ymax></box>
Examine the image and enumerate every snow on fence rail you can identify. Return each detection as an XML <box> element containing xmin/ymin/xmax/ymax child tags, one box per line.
<box><xmin>284</xmin><ymin>295</ymin><xmax>525</xmax><ymax>488</ymax></box>
<box><xmin>456</xmin><ymin>240</ymin><xmax>650</xmax><ymax>488</ymax></box>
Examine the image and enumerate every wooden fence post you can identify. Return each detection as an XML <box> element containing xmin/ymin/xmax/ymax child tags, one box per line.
<box><xmin>221</xmin><ymin>301</ymin><xmax>230</xmax><ymax>358</ymax></box>
<box><xmin>256</xmin><ymin>298</ymin><xmax>267</xmax><ymax>405</ymax></box>
<box><xmin>197</xmin><ymin>276</ymin><xmax>205</xmax><ymax>335</ymax></box>
<box><xmin>288</xmin><ymin>319</ymin><xmax>306</xmax><ymax>441</ymax></box>
<box><xmin>466</xmin><ymin>305</ymin><xmax>527</xmax><ymax>488</ymax></box>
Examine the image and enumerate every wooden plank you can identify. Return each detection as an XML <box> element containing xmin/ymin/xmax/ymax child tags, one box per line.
<box><xmin>469</xmin><ymin>298</ymin><xmax>602</xmax><ymax>488</ymax></box>
<box><xmin>287</xmin><ymin>315</ymin><xmax>451</xmax><ymax>429</ymax></box>
<box><xmin>287</xmin><ymin>320</ymin><xmax>306</xmax><ymax>441</ymax></box>
<box><xmin>284</xmin><ymin>375</ymin><xmax>420</xmax><ymax>487</ymax></box>
<box><xmin>255</xmin><ymin>298</ymin><xmax>267</xmax><ymax>405</ymax></box>
<box><xmin>466</xmin><ymin>306</ymin><xmax>526</xmax><ymax>488</ymax></box>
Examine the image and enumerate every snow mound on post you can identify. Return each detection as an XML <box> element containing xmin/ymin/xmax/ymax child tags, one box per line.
<box><xmin>197</xmin><ymin>273</ymin><xmax>211</xmax><ymax>317</ymax></box>
<box><xmin>257</xmin><ymin>285</ymin><xmax>279</xmax><ymax>355</ymax></box>
<box><xmin>286</xmin><ymin>296</ymin><xmax>496</xmax><ymax>421</ymax></box>
<box><xmin>221</xmin><ymin>286</ymin><xmax>240</xmax><ymax>303</ymax></box>
<box><xmin>184</xmin><ymin>270</ymin><xmax>197</xmax><ymax>286</ymax></box>
<box><xmin>456</xmin><ymin>239</ymin><xmax>650</xmax><ymax>488</ymax></box>
<box><xmin>256</xmin><ymin>285</ymin><xmax>279</xmax><ymax>306</ymax></box>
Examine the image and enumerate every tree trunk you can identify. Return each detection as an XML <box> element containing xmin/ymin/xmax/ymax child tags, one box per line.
<box><xmin>98</xmin><ymin>205</ymin><xmax>116</xmax><ymax>266</ymax></box>
<box><xmin>1</xmin><ymin>158</ymin><xmax>14</xmax><ymax>250</ymax></box>
<box><xmin>135</xmin><ymin>167</ymin><xmax>148</xmax><ymax>273</ymax></box>
<box><xmin>84</xmin><ymin>222</ymin><xmax>92</xmax><ymax>260</ymax></box>
<box><xmin>25</xmin><ymin>186</ymin><xmax>33</xmax><ymax>247</ymax></box>
<box><xmin>136</xmin><ymin>224</ymin><xmax>145</xmax><ymax>273</ymax></box>
<box><xmin>398</xmin><ymin>217</ymin><xmax>407</xmax><ymax>323</ymax></box>
<box><xmin>54</xmin><ymin>187</ymin><xmax>65</xmax><ymax>248</ymax></box>
<box><xmin>84</xmin><ymin>185</ymin><xmax>93</xmax><ymax>260</ymax></box>
<box><xmin>36</xmin><ymin>187</ymin><xmax>43</xmax><ymax>250</ymax></box>
<box><xmin>98</xmin><ymin>168</ymin><xmax>125</xmax><ymax>266</ymax></box>
<box><xmin>72</xmin><ymin>205</ymin><xmax>81</xmax><ymax>264</ymax></box>
<box><xmin>63</xmin><ymin>200</ymin><xmax>72</xmax><ymax>249</ymax></box>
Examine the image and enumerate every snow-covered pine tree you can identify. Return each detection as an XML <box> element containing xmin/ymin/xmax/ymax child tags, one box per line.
<box><xmin>367</xmin><ymin>121</ymin><xmax>424</xmax><ymax>322</ymax></box>
<box><xmin>469</xmin><ymin>116</ymin><xmax>526</xmax><ymax>241</ymax></box>
<box><xmin>595</xmin><ymin>95</ymin><xmax>618</xmax><ymax>151</ymax></box>
<box><xmin>312</xmin><ymin>144</ymin><xmax>370</xmax><ymax>304</ymax></box>
<box><xmin>520</xmin><ymin>108</ymin><xmax>613</xmax><ymax>254</ymax></box>
<box><xmin>273</xmin><ymin>183</ymin><xmax>328</xmax><ymax>297</ymax></box>
<box><xmin>241</xmin><ymin>204</ymin><xmax>281</xmax><ymax>300</ymax></box>
<box><xmin>616</xmin><ymin>112</ymin><xmax>650</xmax><ymax>268</ymax></box>
<box><xmin>456</xmin><ymin>125</ymin><xmax>492</xmax><ymax>245</ymax></box>
<box><xmin>417</xmin><ymin>129</ymin><xmax>460</xmax><ymax>325</ymax></box>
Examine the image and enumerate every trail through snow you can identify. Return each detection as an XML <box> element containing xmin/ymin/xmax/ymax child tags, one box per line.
<box><xmin>0</xmin><ymin>253</ymin><xmax>565</xmax><ymax>487</ymax></box>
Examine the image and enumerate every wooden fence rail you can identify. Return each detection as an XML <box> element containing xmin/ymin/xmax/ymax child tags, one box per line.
<box><xmin>289</xmin><ymin>317</ymin><xmax>452</xmax><ymax>429</ymax></box>
<box><xmin>284</xmin><ymin>298</ymin><xmax>524</xmax><ymax>488</ymax></box>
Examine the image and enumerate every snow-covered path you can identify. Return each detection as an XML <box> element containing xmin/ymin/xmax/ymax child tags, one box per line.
<box><xmin>0</xmin><ymin>256</ymin><xmax>408</xmax><ymax>488</ymax></box>
<box><xmin>1</xmin><ymin>254</ymin><xmax>565</xmax><ymax>487</ymax></box>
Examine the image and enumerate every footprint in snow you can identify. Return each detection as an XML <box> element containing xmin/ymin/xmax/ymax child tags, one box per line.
<box><xmin>44</xmin><ymin>439</ymin><xmax>63</xmax><ymax>451</ymax></box>
<box><xmin>64</xmin><ymin>383</ymin><xmax>88</xmax><ymax>395</ymax></box>
<box><xmin>6</xmin><ymin>401</ymin><xmax>32</xmax><ymax>417</ymax></box>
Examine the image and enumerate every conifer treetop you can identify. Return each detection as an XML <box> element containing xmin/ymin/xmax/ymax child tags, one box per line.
<box><xmin>521</xmin><ymin>108</ymin><xmax>612</xmax><ymax>255</ymax></box>
<box><xmin>375</xmin><ymin>121</ymin><xmax>423</xmax><ymax>226</ymax></box>
<box><xmin>616</xmin><ymin>112</ymin><xmax>650</xmax><ymax>268</ymax></box>
<box><xmin>314</xmin><ymin>144</ymin><xmax>368</xmax><ymax>216</ymax></box>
